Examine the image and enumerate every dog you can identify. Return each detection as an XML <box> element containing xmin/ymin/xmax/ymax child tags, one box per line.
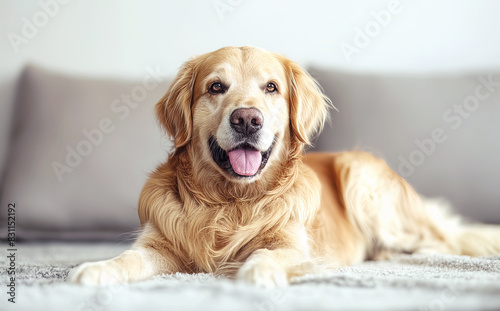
<box><xmin>69</xmin><ymin>46</ymin><xmax>500</xmax><ymax>288</ymax></box>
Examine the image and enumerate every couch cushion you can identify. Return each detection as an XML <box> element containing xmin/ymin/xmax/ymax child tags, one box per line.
<box><xmin>310</xmin><ymin>68</ymin><xmax>500</xmax><ymax>223</ymax></box>
<box><xmin>0</xmin><ymin>76</ymin><xmax>18</xmax><ymax>190</ymax></box>
<box><xmin>0</xmin><ymin>66</ymin><xmax>172</xmax><ymax>239</ymax></box>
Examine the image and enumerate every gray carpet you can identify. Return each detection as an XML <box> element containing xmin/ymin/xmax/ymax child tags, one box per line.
<box><xmin>1</xmin><ymin>242</ymin><xmax>500</xmax><ymax>311</ymax></box>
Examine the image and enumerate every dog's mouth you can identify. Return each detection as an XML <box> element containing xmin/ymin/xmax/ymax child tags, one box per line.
<box><xmin>209</xmin><ymin>136</ymin><xmax>274</xmax><ymax>178</ymax></box>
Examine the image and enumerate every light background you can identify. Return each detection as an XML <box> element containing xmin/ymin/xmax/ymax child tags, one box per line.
<box><xmin>2</xmin><ymin>0</ymin><xmax>500</xmax><ymax>78</ymax></box>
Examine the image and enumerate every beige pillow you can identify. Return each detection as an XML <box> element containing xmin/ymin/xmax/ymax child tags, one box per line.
<box><xmin>0</xmin><ymin>66</ymin><xmax>172</xmax><ymax>239</ymax></box>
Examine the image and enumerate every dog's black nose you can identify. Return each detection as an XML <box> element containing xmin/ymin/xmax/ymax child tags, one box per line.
<box><xmin>230</xmin><ymin>108</ymin><xmax>263</xmax><ymax>135</ymax></box>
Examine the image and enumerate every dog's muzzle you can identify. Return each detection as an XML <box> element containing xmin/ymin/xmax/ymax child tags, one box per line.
<box><xmin>208</xmin><ymin>136</ymin><xmax>274</xmax><ymax>178</ymax></box>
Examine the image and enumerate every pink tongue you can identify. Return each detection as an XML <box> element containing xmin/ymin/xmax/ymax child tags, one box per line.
<box><xmin>227</xmin><ymin>148</ymin><xmax>262</xmax><ymax>176</ymax></box>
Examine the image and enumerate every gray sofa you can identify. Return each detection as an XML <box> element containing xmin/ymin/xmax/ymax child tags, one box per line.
<box><xmin>1</xmin><ymin>66</ymin><xmax>498</xmax><ymax>240</ymax></box>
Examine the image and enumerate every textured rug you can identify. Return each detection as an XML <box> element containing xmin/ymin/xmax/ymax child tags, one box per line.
<box><xmin>1</xmin><ymin>242</ymin><xmax>499</xmax><ymax>311</ymax></box>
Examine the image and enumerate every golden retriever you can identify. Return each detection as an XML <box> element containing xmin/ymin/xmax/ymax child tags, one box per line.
<box><xmin>69</xmin><ymin>46</ymin><xmax>500</xmax><ymax>288</ymax></box>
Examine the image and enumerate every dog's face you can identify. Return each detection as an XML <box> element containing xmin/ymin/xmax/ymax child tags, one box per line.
<box><xmin>156</xmin><ymin>46</ymin><xmax>329</xmax><ymax>183</ymax></box>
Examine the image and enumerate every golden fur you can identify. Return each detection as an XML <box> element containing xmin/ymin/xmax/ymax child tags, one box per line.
<box><xmin>69</xmin><ymin>46</ymin><xmax>500</xmax><ymax>288</ymax></box>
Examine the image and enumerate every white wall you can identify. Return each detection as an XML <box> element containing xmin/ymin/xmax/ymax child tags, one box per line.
<box><xmin>1</xmin><ymin>0</ymin><xmax>500</xmax><ymax>80</ymax></box>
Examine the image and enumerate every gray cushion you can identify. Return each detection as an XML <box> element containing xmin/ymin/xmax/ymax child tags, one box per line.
<box><xmin>0</xmin><ymin>66</ymin><xmax>172</xmax><ymax>239</ymax></box>
<box><xmin>0</xmin><ymin>76</ymin><xmax>18</xmax><ymax>189</ymax></box>
<box><xmin>310</xmin><ymin>68</ymin><xmax>500</xmax><ymax>223</ymax></box>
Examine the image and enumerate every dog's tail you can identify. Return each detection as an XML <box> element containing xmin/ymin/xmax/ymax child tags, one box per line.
<box><xmin>424</xmin><ymin>198</ymin><xmax>500</xmax><ymax>257</ymax></box>
<box><xmin>456</xmin><ymin>224</ymin><xmax>500</xmax><ymax>256</ymax></box>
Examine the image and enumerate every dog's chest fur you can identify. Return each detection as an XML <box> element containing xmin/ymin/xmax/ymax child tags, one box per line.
<box><xmin>177</xmin><ymin>196</ymin><xmax>298</xmax><ymax>274</ymax></box>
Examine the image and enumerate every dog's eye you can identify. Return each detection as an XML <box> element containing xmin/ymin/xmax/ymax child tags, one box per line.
<box><xmin>209</xmin><ymin>82</ymin><xmax>224</xmax><ymax>94</ymax></box>
<box><xmin>266</xmin><ymin>82</ymin><xmax>277</xmax><ymax>93</ymax></box>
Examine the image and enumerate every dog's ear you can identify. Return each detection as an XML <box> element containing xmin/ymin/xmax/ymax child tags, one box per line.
<box><xmin>286</xmin><ymin>60</ymin><xmax>331</xmax><ymax>145</ymax></box>
<box><xmin>156</xmin><ymin>59</ymin><xmax>197</xmax><ymax>148</ymax></box>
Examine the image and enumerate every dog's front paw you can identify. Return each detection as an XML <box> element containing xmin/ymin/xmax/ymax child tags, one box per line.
<box><xmin>68</xmin><ymin>260</ymin><xmax>127</xmax><ymax>285</ymax></box>
<box><xmin>237</xmin><ymin>252</ymin><xmax>288</xmax><ymax>289</ymax></box>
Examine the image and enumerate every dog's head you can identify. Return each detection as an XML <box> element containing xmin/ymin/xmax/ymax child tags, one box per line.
<box><xmin>156</xmin><ymin>46</ymin><xmax>330</xmax><ymax>183</ymax></box>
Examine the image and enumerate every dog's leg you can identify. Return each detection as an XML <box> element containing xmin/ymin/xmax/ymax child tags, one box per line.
<box><xmin>236</xmin><ymin>222</ymin><xmax>315</xmax><ymax>289</ymax></box>
<box><xmin>68</xmin><ymin>223</ymin><xmax>179</xmax><ymax>285</ymax></box>
<box><xmin>334</xmin><ymin>151</ymin><xmax>437</xmax><ymax>257</ymax></box>
<box><xmin>335</xmin><ymin>151</ymin><xmax>500</xmax><ymax>258</ymax></box>
<box><xmin>237</xmin><ymin>248</ymin><xmax>312</xmax><ymax>289</ymax></box>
